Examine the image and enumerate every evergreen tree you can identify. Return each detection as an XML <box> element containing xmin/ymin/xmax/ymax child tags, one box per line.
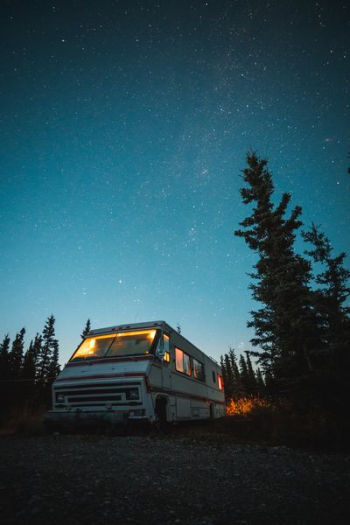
<box><xmin>8</xmin><ymin>328</ymin><xmax>25</xmax><ymax>407</ymax></box>
<box><xmin>228</xmin><ymin>347</ymin><xmax>243</xmax><ymax>397</ymax></box>
<box><xmin>302</xmin><ymin>224</ymin><xmax>350</xmax><ymax>404</ymax></box>
<box><xmin>245</xmin><ymin>351</ymin><xmax>258</xmax><ymax>395</ymax></box>
<box><xmin>220</xmin><ymin>355</ymin><xmax>228</xmax><ymax>399</ymax></box>
<box><xmin>47</xmin><ymin>339</ymin><xmax>60</xmax><ymax>380</ymax></box>
<box><xmin>31</xmin><ymin>334</ymin><xmax>42</xmax><ymax>373</ymax></box>
<box><xmin>0</xmin><ymin>334</ymin><xmax>11</xmax><ymax>412</ymax></box>
<box><xmin>256</xmin><ymin>367</ymin><xmax>265</xmax><ymax>396</ymax></box>
<box><xmin>234</xmin><ymin>152</ymin><xmax>314</xmax><ymax>392</ymax></box>
<box><xmin>0</xmin><ymin>334</ymin><xmax>11</xmax><ymax>380</ymax></box>
<box><xmin>36</xmin><ymin>316</ymin><xmax>59</xmax><ymax>407</ymax></box>
<box><xmin>20</xmin><ymin>342</ymin><xmax>37</xmax><ymax>407</ymax></box>
<box><xmin>81</xmin><ymin>319</ymin><xmax>91</xmax><ymax>339</ymax></box>
<box><xmin>37</xmin><ymin>316</ymin><xmax>58</xmax><ymax>380</ymax></box>
<box><xmin>239</xmin><ymin>354</ymin><xmax>249</xmax><ymax>395</ymax></box>
<box><xmin>224</xmin><ymin>353</ymin><xmax>234</xmax><ymax>401</ymax></box>
<box><xmin>8</xmin><ymin>328</ymin><xmax>25</xmax><ymax>379</ymax></box>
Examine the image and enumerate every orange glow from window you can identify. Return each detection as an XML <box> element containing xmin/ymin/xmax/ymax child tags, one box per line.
<box><xmin>218</xmin><ymin>374</ymin><xmax>223</xmax><ymax>390</ymax></box>
<box><xmin>164</xmin><ymin>351</ymin><xmax>170</xmax><ymax>363</ymax></box>
<box><xmin>116</xmin><ymin>330</ymin><xmax>156</xmax><ymax>340</ymax></box>
<box><xmin>73</xmin><ymin>334</ymin><xmax>115</xmax><ymax>359</ymax></box>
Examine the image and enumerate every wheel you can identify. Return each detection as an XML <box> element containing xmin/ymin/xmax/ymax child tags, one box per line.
<box><xmin>154</xmin><ymin>398</ymin><xmax>169</xmax><ymax>433</ymax></box>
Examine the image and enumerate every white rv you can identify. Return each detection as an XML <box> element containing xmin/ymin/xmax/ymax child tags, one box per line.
<box><xmin>44</xmin><ymin>321</ymin><xmax>226</xmax><ymax>430</ymax></box>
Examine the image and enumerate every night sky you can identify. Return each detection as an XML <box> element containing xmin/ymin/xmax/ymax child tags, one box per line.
<box><xmin>1</xmin><ymin>0</ymin><xmax>349</xmax><ymax>366</ymax></box>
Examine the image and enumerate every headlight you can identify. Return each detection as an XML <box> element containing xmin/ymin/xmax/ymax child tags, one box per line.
<box><xmin>56</xmin><ymin>393</ymin><xmax>65</xmax><ymax>403</ymax></box>
<box><xmin>126</xmin><ymin>389</ymin><xmax>139</xmax><ymax>400</ymax></box>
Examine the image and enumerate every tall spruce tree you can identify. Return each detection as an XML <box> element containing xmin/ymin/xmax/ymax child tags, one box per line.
<box><xmin>36</xmin><ymin>316</ymin><xmax>59</xmax><ymax>407</ymax></box>
<box><xmin>46</xmin><ymin>339</ymin><xmax>60</xmax><ymax>380</ymax></box>
<box><xmin>31</xmin><ymin>334</ymin><xmax>42</xmax><ymax>373</ymax></box>
<box><xmin>8</xmin><ymin>328</ymin><xmax>26</xmax><ymax>407</ymax></box>
<box><xmin>234</xmin><ymin>152</ymin><xmax>314</xmax><ymax>393</ymax></box>
<box><xmin>221</xmin><ymin>348</ymin><xmax>244</xmax><ymax>400</ymax></box>
<box><xmin>224</xmin><ymin>353</ymin><xmax>234</xmax><ymax>401</ymax></box>
<box><xmin>228</xmin><ymin>348</ymin><xmax>243</xmax><ymax>397</ymax></box>
<box><xmin>37</xmin><ymin>316</ymin><xmax>58</xmax><ymax>380</ymax></box>
<box><xmin>81</xmin><ymin>319</ymin><xmax>91</xmax><ymax>339</ymax></box>
<box><xmin>245</xmin><ymin>351</ymin><xmax>258</xmax><ymax>395</ymax></box>
<box><xmin>8</xmin><ymin>328</ymin><xmax>25</xmax><ymax>379</ymax></box>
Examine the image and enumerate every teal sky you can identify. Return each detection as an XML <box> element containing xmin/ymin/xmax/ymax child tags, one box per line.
<box><xmin>1</xmin><ymin>0</ymin><xmax>349</xmax><ymax>365</ymax></box>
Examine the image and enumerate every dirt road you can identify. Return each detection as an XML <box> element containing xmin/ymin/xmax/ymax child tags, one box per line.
<box><xmin>1</xmin><ymin>432</ymin><xmax>349</xmax><ymax>524</ymax></box>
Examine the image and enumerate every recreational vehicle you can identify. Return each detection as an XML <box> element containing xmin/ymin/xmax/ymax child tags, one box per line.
<box><xmin>44</xmin><ymin>321</ymin><xmax>226</xmax><ymax>430</ymax></box>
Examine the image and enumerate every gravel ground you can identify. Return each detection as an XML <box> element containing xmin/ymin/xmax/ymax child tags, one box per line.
<box><xmin>1</xmin><ymin>431</ymin><xmax>349</xmax><ymax>525</ymax></box>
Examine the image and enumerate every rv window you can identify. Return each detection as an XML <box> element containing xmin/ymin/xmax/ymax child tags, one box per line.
<box><xmin>183</xmin><ymin>353</ymin><xmax>191</xmax><ymax>376</ymax></box>
<box><xmin>107</xmin><ymin>330</ymin><xmax>157</xmax><ymax>357</ymax></box>
<box><xmin>212</xmin><ymin>371</ymin><xmax>216</xmax><ymax>383</ymax></box>
<box><xmin>175</xmin><ymin>348</ymin><xmax>184</xmax><ymax>373</ymax></box>
<box><xmin>71</xmin><ymin>330</ymin><xmax>157</xmax><ymax>361</ymax></box>
<box><xmin>71</xmin><ymin>335</ymin><xmax>115</xmax><ymax>361</ymax></box>
<box><xmin>175</xmin><ymin>347</ymin><xmax>191</xmax><ymax>376</ymax></box>
<box><xmin>193</xmin><ymin>359</ymin><xmax>204</xmax><ymax>381</ymax></box>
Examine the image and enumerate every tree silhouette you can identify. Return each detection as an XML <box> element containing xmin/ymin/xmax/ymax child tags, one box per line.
<box><xmin>81</xmin><ymin>319</ymin><xmax>91</xmax><ymax>339</ymax></box>
<box><xmin>235</xmin><ymin>152</ymin><xmax>314</xmax><ymax>393</ymax></box>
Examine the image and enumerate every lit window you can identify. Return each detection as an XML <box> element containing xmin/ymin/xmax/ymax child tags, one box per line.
<box><xmin>164</xmin><ymin>352</ymin><xmax>170</xmax><ymax>363</ymax></box>
<box><xmin>218</xmin><ymin>374</ymin><xmax>223</xmax><ymax>391</ymax></box>
<box><xmin>71</xmin><ymin>334</ymin><xmax>115</xmax><ymax>361</ymax></box>
<box><xmin>175</xmin><ymin>347</ymin><xmax>184</xmax><ymax>373</ymax></box>
<box><xmin>175</xmin><ymin>347</ymin><xmax>191</xmax><ymax>376</ymax></box>
<box><xmin>193</xmin><ymin>359</ymin><xmax>204</xmax><ymax>381</ymax></box>
<box><xmin>163</xmin><ymin>334</ymin><xmax>170</xmax><ymax>354</ymax></box>
<box><xmin>70</xmin><ymin>330</ymin><xmax>157</xmax><ymax>361</ymax></box>
<box><xmin>183</xmin><ymin>353</ymin><xmax>191</xmax><ymax>376</ymax></box>
<box><xmin>107</xmin><ymin>330</ymin><xmax>156</xmax><ymax>357</ymax></box>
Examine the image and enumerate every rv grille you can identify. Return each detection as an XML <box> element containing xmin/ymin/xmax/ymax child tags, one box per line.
<box><xmin>54</xmin><ymin>382</ymin><xmax>141</xmax><ymax>407</ymax></box>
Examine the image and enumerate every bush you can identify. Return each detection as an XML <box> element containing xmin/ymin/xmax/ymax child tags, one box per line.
<box><xmin>0</xmin><ymin>405</ymin><xmax>46</xmax><ymax>436</ymax></box>
<box><xmin>225</xmin><ymin>396</ymin><xmax>349</xmax><ymax>452</ymax></box>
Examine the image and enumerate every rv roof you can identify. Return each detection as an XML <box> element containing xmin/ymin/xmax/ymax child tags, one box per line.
<box><xmin>88</xmin><ymin>320</ymin><xmax>219</xmax><ymax>366</ymax></box>
<box><xmin>89</xmin><ymin>320</ymin><xmax>168</xmax><ymax>335</ymax></box>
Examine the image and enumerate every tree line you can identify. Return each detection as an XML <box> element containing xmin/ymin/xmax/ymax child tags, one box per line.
<box><xmin>220</xmin><ymin>348</ymin><xmax>266</xmax><ymax>402</ymax></box>
<box><xmin>0</xmin><ymin>317</ymin><xmax>91</xmax><ymax>415</ymax></box>
<box><xmin>222</xmin><ymin>152</ymin><xmax>350</xmax><ymax>413</ymax></box>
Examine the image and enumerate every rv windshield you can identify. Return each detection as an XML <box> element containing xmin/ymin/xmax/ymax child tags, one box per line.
<box><xmin>70</xmin><ymin>330</ymin><xmax>157</xmax><ymax>361</ymax></box>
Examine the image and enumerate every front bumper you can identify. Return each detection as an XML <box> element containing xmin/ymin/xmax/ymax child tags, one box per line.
<box><xmin>43</xmin><ymin>409</ymin><xmax>149</xmax><ymax>431</ymax></box>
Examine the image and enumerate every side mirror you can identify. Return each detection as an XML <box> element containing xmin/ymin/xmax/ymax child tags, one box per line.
<box><xmin>156</xmin><ymin>337</ymin><xmax>165</xmax><ymax>360</ymax></box>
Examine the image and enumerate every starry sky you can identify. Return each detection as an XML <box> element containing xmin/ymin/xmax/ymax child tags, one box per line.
<box><xmin>1</xmin><ymin>0</ymin><xmax>349</xmax><ymax>366</ymax></box>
